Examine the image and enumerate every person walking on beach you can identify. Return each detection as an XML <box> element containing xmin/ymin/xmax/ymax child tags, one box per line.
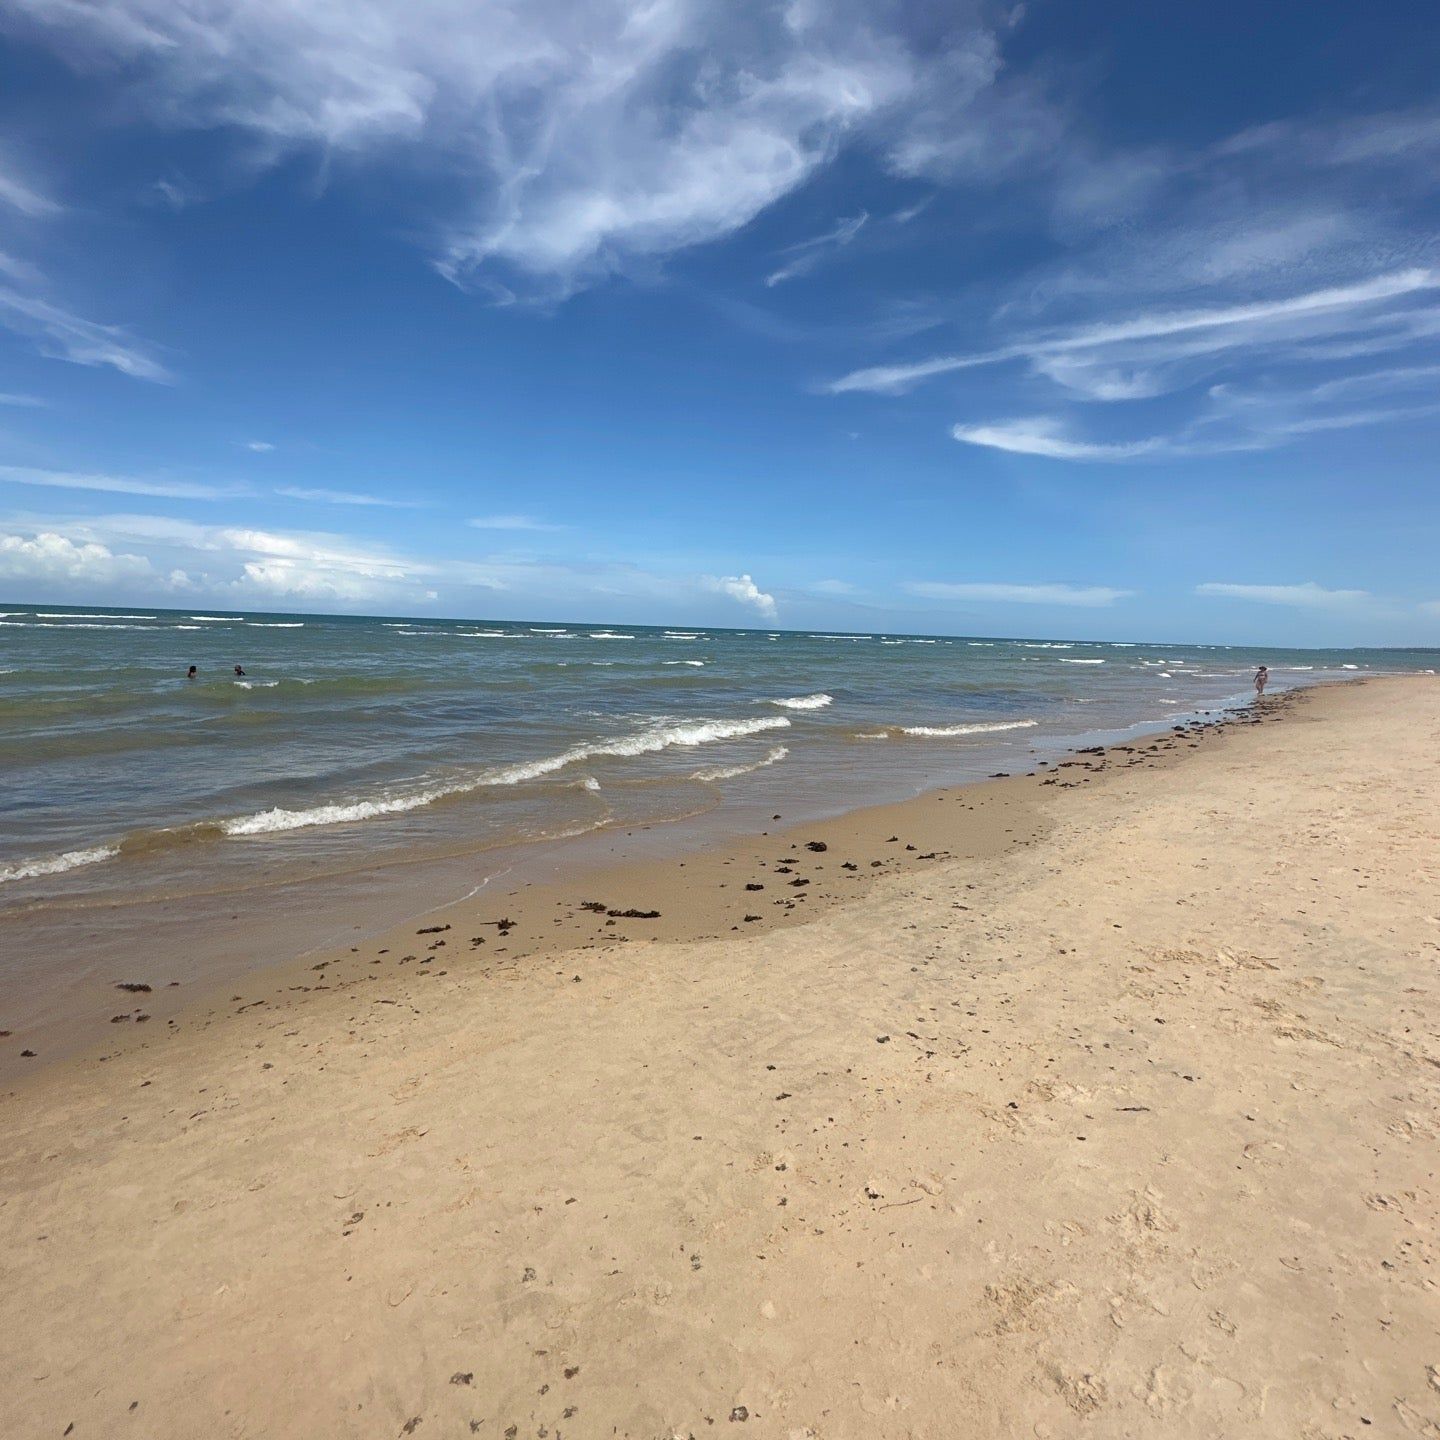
<box><xmin>1254</xmin><ymin>664</ymin><xmax>1269</xmax><ymax>697</ymax></box>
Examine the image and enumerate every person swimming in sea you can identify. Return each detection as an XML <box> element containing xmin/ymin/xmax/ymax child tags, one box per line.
<box><xmin>1254</xmin><ymin>665</ymin><xmax>1269</xmax><ymax>697</ymax></box>
<box><xmin>234</xmin><ymin>665</ymin><xmax>246</xmax><ymax>677</ymax></box>
<box><xmin>187</xmin><ymin>664</ymin><xmax>198</xmax><ymax>679</ymax></box>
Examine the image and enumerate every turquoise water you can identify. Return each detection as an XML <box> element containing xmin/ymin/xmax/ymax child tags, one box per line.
<box><xmin>2</xmin><ymin>603</ymin><xmax>1433</xmax><ymax>910</ymax></box>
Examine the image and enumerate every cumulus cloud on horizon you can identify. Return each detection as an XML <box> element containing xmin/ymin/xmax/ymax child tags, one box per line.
<box><xmin>707</xmin><ymin>573</ymin><xmax>778</xmax><ymax>618</ymax></box>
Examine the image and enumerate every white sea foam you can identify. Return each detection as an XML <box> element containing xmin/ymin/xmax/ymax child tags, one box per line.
<box><xmin>1342</xmin><ymin>663</ymin><xmax>1359</xmax><ymax>670</ymax></box>
<box><xmin>769</xmin><ymin>693</ymin><xmax>833</xmax><ymax>711</ymax></box>
<box><xmin>664</xmin><ymin>631</ymin><xmax>704</xmax><ymax>639</ymax></box>
<box><xmin>0</xmin><ymin>845</ymin><xmax>119</xmax><ymax>884</ymax></box>
<box><xmin>191</xmin><ymin>615</ymin><xmax>241</xmax><ymax>622</ymax></box>
<box><xmin>663</xmin><ymin>660</ymin><xmax>705</xmax><ymax>667</ymax></box>
<box><xmin>589</xmin><ymin>631</ymin><xmax>635</xmax><ymax>639</ymax></box>
<box><xmin>580</xmin><ymin>776</ymin><xmax>601</xmax><ymax>791</ymax></box>
<box><xmin>1059</xmin><ymin>658</ymin><xmax>1105</xmax><ymax>664</ymax></box>
<box><xmin>246</xmin><ymin>622</ymin><xmax>304</xmax><ymax>627</ymax></box>
<box><xmin>0</xmin><ymin>621</ymin><xmax>162</xmax><ymax>630</ymax></box>
<box><xmin>36</xmin><ymin>612</ymin><xmax>155</xmax><ymax>620</ymax></box>
<box><xmin>967</xmin><ymin>641</ymin><xmax>996</xmax><ymax>647</ymax></box>
<box><xmin>692</xmin><ymin>745</ymin><xmax>789</xmax><ymax>783</ymax></box>
<box><xmin>235</xmin><ymin>680</ymin><xmax>279</xmax><ymax>689</ymax></box>
<box><xmin>222</xmin><ymin>715</ymin><xmax>791</xmax><ymax>836</ymax></box>
<box><xmin>530</xmin><ymin>628</ymin><xmax>569</xmax><ymax>634</ymax></box>
<box><xmin>898</xmin><ymin>719</ymin><xmax>1039</xmax><ymax>737</ymax></box>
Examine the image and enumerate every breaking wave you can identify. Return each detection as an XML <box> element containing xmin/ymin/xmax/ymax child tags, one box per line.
<box><xmin>221</xmin><ymin>715</ymin><xmax>791</xmax><ymax>836</ymax></box>
<box><xmin>692</xmin><ymin>745</ymin><xmax>789</xmax><ymax>783</ymax></box>
<box><xmin>768</xmin><ymin>693</ymin><xmax>833</xmax><ymax>711</ymax></box>
<box><xmin>0</xmin><ymin>845</ymin><xmax>119</xmax><ymax>885</ymax></box>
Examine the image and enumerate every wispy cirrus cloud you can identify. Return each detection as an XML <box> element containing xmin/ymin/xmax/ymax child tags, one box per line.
<box><xmin>907</xmin><ymin>580</ymin><xmax>1132</xmax><ymax>607</ymax></box>
<box><xmin>0</xmin><ymin>464</ymin><xmax>238</xmax><ymax>499</ymax></box>
<box><xmin>828</xmin><ymin>269</ymin><xmax>1440</xmax><ymax>395</ymax></box>
<box><xmin>950</xmin><ymin>420</ymin><xmax>1168</xmax><ymax>461</ymax></box>
<box><xmin>0</xmin><ymin>163</ymin><xmax>60</xmax><ymax>220</ymax></box>
<box><xmin>0</xmin><ymin>286</ymin><xmax>172</xmax><ymax>381</ymax></box>
<box><xmin>468</xmin><ymin>514</ymin><xmax>562</xmax><ymax>532</ymax></box>
<box><xmin>0</xmin><ymin>151</ymin><xmax>169</xmax><ymax>381</ymax></box>
<box><xmin>2</xmin><ymin>0</ymin><xmax>1040</xmax><ymax>300</ymax></box>
<box><xmin>278</xmin><ymin>486</ymin><xmax>426</xmax><ymax>508</ymax></box>
<box><xmin>949</xmin><ymin>393</ymin><xmax>1440</xmax><ymax>462</ymax></box>
<box><xmin>765</xmin><ymin>212</ymin><xmax>868</xmax><ymax>287</ymax></box>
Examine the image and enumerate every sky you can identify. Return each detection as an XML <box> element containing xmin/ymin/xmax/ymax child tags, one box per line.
<box><xmin>0</xmin><ymin>0</ymin><xmax>1436</xmax><ymax>646</ymax></box>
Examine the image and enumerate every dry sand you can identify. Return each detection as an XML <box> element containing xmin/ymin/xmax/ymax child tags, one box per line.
<box><xmin>2</xmin><ymin>676</ymin><xmax>1437</xmax><ymax>1438</ymax></box>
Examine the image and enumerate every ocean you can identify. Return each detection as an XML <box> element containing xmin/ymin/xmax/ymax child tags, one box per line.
<box><xmin>3</xmin><ymin>604</ymin><xmax>1434</xmax><ymax>908</ymax></box>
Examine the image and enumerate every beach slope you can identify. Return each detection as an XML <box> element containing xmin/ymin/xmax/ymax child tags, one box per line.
<box><xmin>2</xmin><ymin>677</ymin><xmax>1437</xmax><ymax>1438</ymax></box>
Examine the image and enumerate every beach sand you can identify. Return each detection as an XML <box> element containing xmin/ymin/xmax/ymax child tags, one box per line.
<box><xmin>2</xmin><ymin>676</ymin><xmax>1437</xmax><ymax>1438</ymax></box>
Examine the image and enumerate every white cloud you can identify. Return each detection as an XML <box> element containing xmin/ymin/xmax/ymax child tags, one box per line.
<box><xmin>765</xmin><ymin>212</ymin><xmax>868</xmax><ymax>287</ymax></box>
<box><xmin>245</xmin><ymin>440</ymin><xmax>275</xmax><ymax>453</ymax></box>
<box><xmin>6</xmin><ymin>0</ymin><xmax>1025</xmax><ymax>297</ymax></box>
<box><xmin>810</xmin><ymin>578</ymin><xmax>859</xmax><ymax>595</ymax></box>
<box><xmin>1195</xmin><ymin>581</ymin><xmax>1375</xmax><ymax>611</ymax></box>
<box><xmin>277</xmin><ymin>485</ymin><xmax>425</xmax><ymax>508</ymax></box>
<box><xmin>951</xmin><ymin>419</ymin><xmax>1167</xmax><ymax>461</ymax></box>
<box><xmin>0</xmin><ymin>164</ymin><xmax>60</xmax><ymax>219</ymax></box>
<box><xmin>907</xmin><ymin>580</ymin><xmax>1132</xmax><ymax>607</ymax></box>
<box><xmin>707</xmin><ymin>572</ymin><xmax>777</xmax><ymax>617</ymax></box>
<box><xmin>0</xmin><ymin>464</ymin><xmax>238</xmax><ymax>499</ymax></box>
<box><xmin>0</xmin><ymin>392</ymin><xmax>45</xmax><ymax>407</ymax></box>
<box><xmin>468</xmin><ymin>514</ymin><xmax>562</xmax><ymax>531</ymax></box>
<box><xmin>1</xmin><ymin>512</ymin><xmax>788</xmax><ymax>620</ymax></box>
<box><xmin>0</xmin><ymin>530</ymin><xmax>160</xmax><ymax>588</ymax></box>
<box><xmin>828</xmin><ymin>268</ymin><xmax>1440</xmax><ymax>395</ymax></box>
<box><xmin>0</xmin><ymin>286</ymin><xmax>172</xmax><ymax>381</ymax></box>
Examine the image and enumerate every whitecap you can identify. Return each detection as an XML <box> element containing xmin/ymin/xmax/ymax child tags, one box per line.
<box><xmin>899</xmin><ymin>719</ymin><xmax>1038</xmax><ymax>737</ymax></box>
<box><xmin>692</xmin><ymin>745</ymin><xmax>789</xmax><ymax>783</ymax></box>
<box><xmin>246</xmin><ymin>622</ymin><xmax>304</xmax><ymax>628</ymax></box>
<box><xmin>663</xmin><ymin>660</ymin><xmax>705</xmax><ymax>667</ymax></box>
<box><xmin>769</xmin><ymin>693</ymin><xmax>833</xmax><ymax>711</ymax></box>
<box><xmin>0</xmin><ymin>845</ymin><xmax>119</xmax><ymax>885</ymax></box>
<box><xmin>1058</xmin><ymin>658</ymin><xmax>1105</xmax><ymax>664</ymax></box>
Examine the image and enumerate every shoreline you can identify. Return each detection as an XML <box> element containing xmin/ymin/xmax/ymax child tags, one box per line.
<box><xmin>3</xmin><ymin>673</ymin><xmax>1437</xmax><ymax>1437</ymax></box>
<box><xmin>3</xmin><ymin>683</ymin><xmax>1300</xmax><ymax>1086</ymax></box>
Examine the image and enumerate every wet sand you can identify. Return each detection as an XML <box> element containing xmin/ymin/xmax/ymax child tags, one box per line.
<box><xmin>2</xmin><ymin>677</ymin><xmax>1437</xmax><ymax>1437</ymax></box>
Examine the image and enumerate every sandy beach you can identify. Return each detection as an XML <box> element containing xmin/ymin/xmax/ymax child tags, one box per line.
<box><xmin>2</xmin><ymin>675</ymin><xmax>1437</xmax><ymax>1438</ymax></box>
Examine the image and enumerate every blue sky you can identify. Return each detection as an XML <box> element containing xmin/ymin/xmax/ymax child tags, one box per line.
<box><xmin>0</xmin><ymin>0</ymin><xmax>1436</xmax><ymax>645</ymax></box>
